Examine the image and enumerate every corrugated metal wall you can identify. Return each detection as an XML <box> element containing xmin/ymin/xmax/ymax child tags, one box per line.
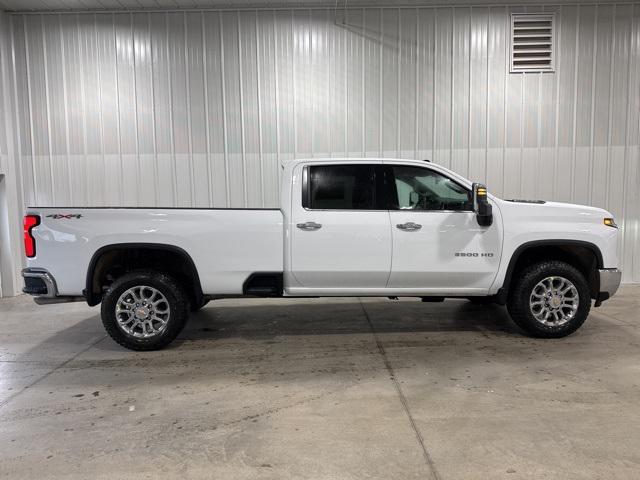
<box><xmin>4</xmin><ymin>4</ymin><xmax>640</xmax><ymax>283</ymax></box>
<box><xmin>1</xmin><ymin>8</ymin><xmax>24</xmax><ymax>297</ymax></box>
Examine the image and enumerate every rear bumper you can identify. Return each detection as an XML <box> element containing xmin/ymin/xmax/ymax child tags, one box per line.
<box><xmin>596</xmin><ymin>268</ymin><xmax>622</xmax><ymax>305</ymax></box>
<box><xmin>22</xmin><ymin>268</ymin><xmax>58</xmax><ymax>297</ymax></box>
<box><xmin>22</xmin><ymin>268</ymin><xmax>85</xmax><ymax>304</ymax></box>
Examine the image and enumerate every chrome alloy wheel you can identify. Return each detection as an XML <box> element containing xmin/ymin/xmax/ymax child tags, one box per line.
<box><xmin>529</xmin><ymin>276</ymin><xmax>579</xmax><ymax>326</ymax></box>
<box><xmin>115</xmin><ymin>286</ymin><xmax>171</xmax><ymax>338</ymax></box>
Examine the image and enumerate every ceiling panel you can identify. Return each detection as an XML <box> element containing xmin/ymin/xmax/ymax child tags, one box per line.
<box><xmin>0</xmin><ymin>0</ymin><xmax>622</xmax><ymax>12</ymax></box>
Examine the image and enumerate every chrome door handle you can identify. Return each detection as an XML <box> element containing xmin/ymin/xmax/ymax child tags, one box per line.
<box><xmin>296</xmin><ymin>221</ymin><xmax>322</xmax><ymax>231</ymax></box>
<box><xmin>396</xmin><ymin>222</ymin><xmax>422</xmax><ymax>231</ymax></box>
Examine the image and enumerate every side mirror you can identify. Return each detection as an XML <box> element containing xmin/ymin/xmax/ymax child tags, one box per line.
<box><xmin>472</xmin><ymin>183</ymin><xmax>493</xmax><ymax>227</ymax></box>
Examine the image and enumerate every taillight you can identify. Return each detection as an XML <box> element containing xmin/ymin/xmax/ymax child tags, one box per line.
<box><xmin>23</xmin><ymin>215</ymin><xmax>40</xmax><ymax>258</ymax></box>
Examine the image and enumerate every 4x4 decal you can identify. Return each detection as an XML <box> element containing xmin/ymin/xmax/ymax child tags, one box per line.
<box><xmin>46</xmin><ymin>214</ymin><xmax>83</xmax><ymax>219</ymax></box>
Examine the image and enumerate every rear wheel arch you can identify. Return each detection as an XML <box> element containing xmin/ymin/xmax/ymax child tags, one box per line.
<box><xmin>85</xmin><ymin>243</ymin><xmax>203</xmax><ymax>307</ymax></box>
<box><xmin>497</xmin><ymin>240</ymin><xmax>603</xmax><ymax>303</ymax></box>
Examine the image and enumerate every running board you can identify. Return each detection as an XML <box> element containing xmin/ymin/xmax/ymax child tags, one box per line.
<box><xmin>34</xmin><ymin>296</ymin><xmax>85</xmax><ymax>305</ymax></box>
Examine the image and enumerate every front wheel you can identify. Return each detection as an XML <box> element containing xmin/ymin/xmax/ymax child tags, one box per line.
<box><xmin>507</xmin><ymin>261</ymin><xmax>591</xmax><ymax>338</ymax></box>
<box><xmin>101</xmin><ymin>270</ymin><xmax>190</xmax><ymax>351</ymax></box>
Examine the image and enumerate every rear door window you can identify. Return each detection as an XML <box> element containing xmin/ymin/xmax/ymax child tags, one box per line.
<box><xmin>304</xmin><ymin>165</ymin><xmax>378</xmax><ymax>210</ymax></box>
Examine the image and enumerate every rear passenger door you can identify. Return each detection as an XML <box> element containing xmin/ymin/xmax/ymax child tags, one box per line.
<box><xmin>289</xmin><ymin>163</ymin><xmax>392</xmax><ymax>290</ymax></box>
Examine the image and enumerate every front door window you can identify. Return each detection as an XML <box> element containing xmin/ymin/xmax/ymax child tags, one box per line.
<box><xmin>390</xmin><ymin>165</ymin><xmax>472</xmax><ymax>211</ymax></box>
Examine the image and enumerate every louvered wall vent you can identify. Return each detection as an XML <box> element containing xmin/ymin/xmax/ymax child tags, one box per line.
<box><xmin>511</xmin><ymin>13</ymin><xmax>555</xmax><ymax>73</ymax></box>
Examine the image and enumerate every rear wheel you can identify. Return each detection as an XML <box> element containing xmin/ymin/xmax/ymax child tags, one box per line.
<box><xmin>507</xmin><ymin>260</ymin><xmax>591</xmax><ymax>338</ymax></box>
<box><xmin>101</xmin><ymin>270</ymin><xmax>189</xmax><ymax>351</ymax></box>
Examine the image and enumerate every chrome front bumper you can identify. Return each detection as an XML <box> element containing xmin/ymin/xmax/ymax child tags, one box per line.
<box><xmin>597</xmin><ymin>268</ymin><xmax>622</xmax><ymax>304</ymax></box>
<box><xmin>22</xmin><ymin>268</ymin><xmax>58</xmax><ymax>298</ymax></box>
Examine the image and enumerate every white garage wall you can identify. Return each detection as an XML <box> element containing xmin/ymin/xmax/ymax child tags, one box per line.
<box><xmin>0</xmin><ymin>8</ymin><xmax>24</xmax><ymax>297</ymax></box>
<box><xmin>3</xmin><ymin>4</ymin><xmax>640</xmax><ymax>286</ymax></box>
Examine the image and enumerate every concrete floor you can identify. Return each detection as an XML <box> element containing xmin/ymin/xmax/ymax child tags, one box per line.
<box><xmin>1</xmin><ymin>287</ymin><xmax>639</xmax><ymax>480</ymax></box>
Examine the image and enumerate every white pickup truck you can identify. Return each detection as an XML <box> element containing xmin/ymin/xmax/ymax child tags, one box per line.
<box><xmin>22</xmin><ymin>158</ymin><xmax>621</xmax><ymax>350</ymax></box>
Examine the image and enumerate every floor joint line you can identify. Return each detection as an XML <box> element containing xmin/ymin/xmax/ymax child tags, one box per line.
<box><xmin>359</xmin><ymin>298</ymin><xmax>441</xmax><ymax>480</ymax></box>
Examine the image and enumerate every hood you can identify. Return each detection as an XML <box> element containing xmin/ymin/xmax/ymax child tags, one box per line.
<box><xmin>499</xmin><ymin>198</ymin><xmax>612</xmax><ymax>220</ymax></box>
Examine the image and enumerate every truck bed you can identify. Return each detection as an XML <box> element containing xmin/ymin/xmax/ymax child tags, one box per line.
<box><xmin>26</xmin><ymin>207</ymin><xmax>284</xmax><ymax>296</ymax></box>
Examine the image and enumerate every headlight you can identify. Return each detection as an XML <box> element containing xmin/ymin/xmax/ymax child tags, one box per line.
<box><xmin>604</xmin><ymin>218</ymin><xmax>618</xmax><ymax>228</ymax></box>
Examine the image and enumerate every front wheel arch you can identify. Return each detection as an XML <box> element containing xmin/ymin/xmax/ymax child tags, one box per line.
<box><xmin>496</xmin><ymin>240</ymin><xmax>603</xmax><ymax>304</ymax></box>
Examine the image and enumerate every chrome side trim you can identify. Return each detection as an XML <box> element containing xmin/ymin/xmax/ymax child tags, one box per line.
<box><xmin>599</xmin><ymin>268</ymin><xmax>622</xmax><ymax>298</ymax></box>
<box><xmin>22</xmin><ymin>268</ymin><xmax>58</xmax><ymax>298</ymax></box>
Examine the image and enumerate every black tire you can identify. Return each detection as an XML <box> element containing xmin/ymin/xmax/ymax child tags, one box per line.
<box><xmin>101</xmin><ymin>270</ymin><xmax>190</xmax><ymax>351</ymax></box>
<box><xmin>191</xmin><ymin>299</ymin><xmax>210</xmax><ymax>312</ymax></box>
<box><xmin>507</xmin><ymin>260</ymin><xmax>591</xmax><ymax>338</ymax></box>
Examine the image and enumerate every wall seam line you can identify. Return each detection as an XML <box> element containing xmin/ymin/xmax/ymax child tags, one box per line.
<box><xmin>41</xmin><ymin>15</ymin><xmax>57</xmax><ymax>205</ymax></box>
<box><xmin>218</xmin><ymin>12</ymin><xmax>230</xmax><ymax>207</ymax></box>
<box><xmin>131</xmin><ymin>12</ymin><xmax>141</xmax><ymax>206</ymax></box>
<box><xmin>201</xmin><ymin>11</ymin><xmax>213</xmax><ymax>207</ymax></box>
<box><xmin>570</xmin><ymin>4</ymin><xmax>580</xmax><ymax>203</ymax></box>
<box><xmin>113</xmin><ymin>13</ymin><xmax>124</xmax><ymax>205</ymax></box>
<box><xmin>94</xmin><ymin>13</ymin><xmax>106</xmax><ymax>206</ymax></box>
<box><xmin>59</xmin><ymin>14</ymin><xmax>73</xmax><ymax>205</ymax></box>
<box><xmin>255</xmin><ymin>9</ymin><xmax>265</xmax><ymax>206</ymax></box>
<box><xmin>148</xmin><ymin>12</ymin><xmax>159</xmax><ymax>207</ymax></box>
<box><xmin>237</xmin><ymin>11</ymin><xmax>248</xmax><ymax>207</ymax></box>
<box><xmin>183</xmin><ymin>11</ymin><xmax>195</xmax><ymax>207</ymax></box>
<box><xmin>588</xmin><ymin>4</ymin><xmax>598</xmax><ymax>205</ymax></box>
<box><xmin>166</xmin><ymin>12</ymin><xmax>178</xmax><ymax>207</ymax></box>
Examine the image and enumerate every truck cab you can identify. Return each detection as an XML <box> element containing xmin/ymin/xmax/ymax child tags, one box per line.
<box><xmin>283</xmin><ymin>159</ymin><xmax>502</xmax><ymax>296</ymax></box>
